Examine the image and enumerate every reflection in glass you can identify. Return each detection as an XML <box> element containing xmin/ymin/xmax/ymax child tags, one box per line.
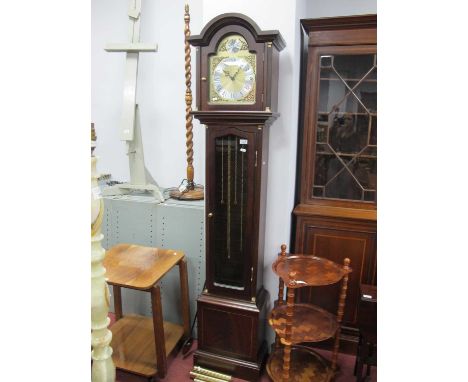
<box><xmin>316</xmin><ymin>113</ymin><xmax>328</xmax><ymax>143</ymax></box>
<box><xmin>333</xmin><ymin>54</ymin><xmax>376</xmax><ymax>80</ymax></box>
<box><xmin>213</xmin><ymin>135</ymin><xmax>248</xmax><ymax>289</ymax></box>
<box><xmin>326</xmin><ymin>170</ymin><xmax>362</xmax><ymax>200</ymax></box>
<box><xmin>370</xmin><ymin>116</ymin><xmax>377</xmax><ymax>145</ymax></box>
<box><xmin>320</xmin><ymin>55</ymin><xmax>333</xmax><ymax>68</ymax></box>
<box><xmin>313</xmin><ymin>54</ymin><xmax>377</xmax><ymax>202</ymax></box>
<box><xmin>313</xmin><ymin>186</ymin><xmax>324</xmax><ymax>197</ymax></box>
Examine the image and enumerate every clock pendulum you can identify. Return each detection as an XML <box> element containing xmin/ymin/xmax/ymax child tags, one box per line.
<box><xmin>220</xmin><ymin>138</ymin><xmax>224</xmax><ymax>204</ymax></box>
<box><xmin>240</xmin><ymin>141</ymin><xmax>244</xmax><ymax>250</ymax></box>
<box><xmin>226</xmin><ymin>136</ymin><xmax>231</xmax><ymax>260</ymax></box>
<box><xmin>189</xmin><ymin>13</ymin><xmax>285</xmax><ymax>381</ymax></box>
<box><xmin>170</xmin><ymin>4</ymin><xmax>204</xmax><ymax>200</ymax></box>
<box><xmin>234</xmin><ymin>138</ymin><xmax>238</xmax><ymax>206</ymax></box>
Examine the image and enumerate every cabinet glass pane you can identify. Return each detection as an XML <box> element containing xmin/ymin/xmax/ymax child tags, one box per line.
<box><xmin>313</xmin><ymin>53</ymin><xmax>377</xmax><ymax>202</ymax></box>
<box><xmin>213</xmin><ymin>135</ymin><xmax>248</xmax><ymax>289</ymax></box>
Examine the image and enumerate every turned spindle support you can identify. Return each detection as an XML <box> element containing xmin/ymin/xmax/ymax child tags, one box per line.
<box><xmin>184</xmin><ymin>4</ymin><xmax>194</xmax><ymax>188</ymax></box>
<box><xmin>277</xmin><ymin>245</ymin><xmax>287</xmax><ymax>305</ymax></box>
<box><xmin>330</xmin><ymin>257</ymin><xmax>351</xmax><ymax>374</ymax></box>
<box><xmin>170</xmin><ymin>3</ymin><xmax>204</xmax><ymax>200</ymax></box>
<box><xmin>275</xmin><ymin>244</ymin><xmax>287</xmax><ymax>349</ymax></box>
<box><xmin>282</xmin><ymin>271</ymin><xmax>296</xmax><ymax>381</ymax></box>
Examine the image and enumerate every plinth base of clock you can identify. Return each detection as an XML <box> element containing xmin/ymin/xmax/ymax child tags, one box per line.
<box><xmin>194</xmin><ymin>345</ymin><xmax>267</xmax><ymax>381</ymax></box>
<box><xmin>195</xmin><ymin>288</ymin><xmax>269</xmax><ymax>381</ymax></box>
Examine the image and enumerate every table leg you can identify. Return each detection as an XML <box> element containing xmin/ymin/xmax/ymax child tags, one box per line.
<box><xmin>178</xmin><ymin>257</ymin><xmax>191</xmax><ymax>338</ymax></box>
<box><xmin>354</xmin><ymin>334</ymin><xmax>362</xmax><ymax>376</ymax></box>
<box><xmin>355</xmin><ymin>341</ymin><xmax>366</xmax><ymax>382</ymax></box>
<box><xmin>113</xmin><ymin>285</ymin><xmax>123</xmax><ymax>321</ymax></box>
<box><xmin>151</xmin><ymin>285</ymin><xmax>167</xmax><ymax>378</ymax></box>
<box><xmin>282</xmin><ymin>283</ymin><xmax>295</xmax><ymax>381</ymax></box>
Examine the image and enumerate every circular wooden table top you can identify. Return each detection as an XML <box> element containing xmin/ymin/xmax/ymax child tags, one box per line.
<box><xmin>272</xmin><ymin>254</ymin><xmax>352</xmax><ymax>287</ymax></box>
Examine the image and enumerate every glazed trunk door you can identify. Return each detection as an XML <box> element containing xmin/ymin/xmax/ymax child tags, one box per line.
<box><xmin>206</xmin><ymin>126</ymin><xmax>256</xmax><ymax>300</ymax></box>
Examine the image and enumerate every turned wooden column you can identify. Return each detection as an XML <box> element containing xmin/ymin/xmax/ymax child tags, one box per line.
<box><xmin>170</xmin><ymin>4</ymin><xmax>203</xmax><ymax>200</ymax></box>
<box><xmin>331</xmin><ymin>258</ymin><xmax>351</xmax><ymax>372</ymax></box>
<box><xmin>275</xmin><ymin>244</ymin><xmax>287</xmax><ymax>350</ymax></box>
<box><xmin>91</xmin><ymin>124</ymin><xmax>116</xmax><ymax>382</ymax></box>
<box><xmin>282</xmin><ymin>272</ymin><xmax>296</xmax><ymax>381</ymax></box>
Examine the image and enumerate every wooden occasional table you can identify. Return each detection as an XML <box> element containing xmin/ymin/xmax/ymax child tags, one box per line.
<box><xmin>267</xmin><ymin>244</ymin><xmax>352</xmax><ymax>382</ymax></box>
<box><xmin>103</xmin><ymin>244</ymin><xmax>190</xmax><ymax>380</ymax></box>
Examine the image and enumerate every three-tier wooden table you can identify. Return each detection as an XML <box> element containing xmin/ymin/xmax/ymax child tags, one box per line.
<box><xmin>267</xmin><ymin>245</ymin><xmax>351</xmax><ymax>382</ymax></box>
<box><xmin>103</xmin><ymin>244</ymin><xmax>190</xmax><ymax>380</ymax></box>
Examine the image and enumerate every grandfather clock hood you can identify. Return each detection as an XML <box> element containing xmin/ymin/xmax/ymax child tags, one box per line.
<box><xmin>189</xmin><ymin>13</ymin><xmax>286</xmax><ymax>50</ymax></box>
<box><xmin>189</xmin><ymin>13</ymin><xmax>285</xmax><ymax>113</ymax></box>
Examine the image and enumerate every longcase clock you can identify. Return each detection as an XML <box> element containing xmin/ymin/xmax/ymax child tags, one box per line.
<box><xmin>189</xmin><ymin>13</ymin><xmax>285</xmax><ymax>381</ymax></box>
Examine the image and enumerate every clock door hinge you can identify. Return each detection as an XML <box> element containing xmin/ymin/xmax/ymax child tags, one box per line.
<box><xmin>255</xmin><ymin>151</ymin><xmax>258</xmax><ymax>167</ymax></box>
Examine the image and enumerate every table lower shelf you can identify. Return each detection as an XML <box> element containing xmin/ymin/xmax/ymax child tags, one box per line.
<box><xmin>269</xmin><ymin>303</ymin><xmax>338</xmax><ymax>343</ymax></box>
<box><xmin>110</xmin><ymin>314</ymin><xmax>184</xmax><ymax>377</ymax></box>
<box><xmin>267</xmin><ymin>345</ymin><xmax>335</xmax><ymax>382</ymax></box>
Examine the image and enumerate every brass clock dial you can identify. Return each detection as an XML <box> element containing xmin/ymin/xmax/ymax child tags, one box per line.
<box><xmin>209</xmin><ymin>35</ymin><xmax>256</xmax><ymax>104</ymax></box>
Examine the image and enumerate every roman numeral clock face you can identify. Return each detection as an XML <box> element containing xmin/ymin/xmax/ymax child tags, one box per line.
<box><xmin>209</xmin><ymin>35</ymin><xmax>256</xmax><ymax>104</ymax></box>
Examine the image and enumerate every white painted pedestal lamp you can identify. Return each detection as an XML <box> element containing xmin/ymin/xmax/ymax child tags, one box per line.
<box><xmin>91</xmin><ymin>124</ymin><xmax>116</xmax><ymax>382</ymax></box>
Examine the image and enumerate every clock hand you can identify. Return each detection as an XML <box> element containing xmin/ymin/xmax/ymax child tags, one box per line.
<box><xmin>223</xmin><ymin>69</ymin><xmax>235</xmax><ymax>81</ymax></box>
<box><xmin>232</xmin><ymin>67</ymin><xmax>241</xmax><ymax>80</ymax></box>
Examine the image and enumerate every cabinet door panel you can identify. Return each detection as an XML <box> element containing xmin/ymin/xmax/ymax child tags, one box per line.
<box><xmin>297</xmin><ymin>222</ymin><xmax>376</xmax><ymax>326</ymax></box>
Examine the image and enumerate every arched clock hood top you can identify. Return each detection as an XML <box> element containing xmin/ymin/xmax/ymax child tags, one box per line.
<box><xmin>189</xmin><ymin>13</ymin><xmax>286</xmax><ymax>51</ymax></box>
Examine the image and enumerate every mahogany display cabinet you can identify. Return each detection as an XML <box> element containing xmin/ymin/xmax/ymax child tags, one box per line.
<box><xmin>292</xmin><ymin>14</ymin><xmax>377</xmax><ymax>353</ymax></box>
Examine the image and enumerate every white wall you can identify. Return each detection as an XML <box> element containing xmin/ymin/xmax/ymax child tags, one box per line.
<box><xmin>305</xmin><ymin>0</ymin><xmax>376</xmax><ymax>17</ymax></box>
<box><xmin>92</xmin><ymin>0</ymin><xmax>376</xmax><ymax>344</ymax></box>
